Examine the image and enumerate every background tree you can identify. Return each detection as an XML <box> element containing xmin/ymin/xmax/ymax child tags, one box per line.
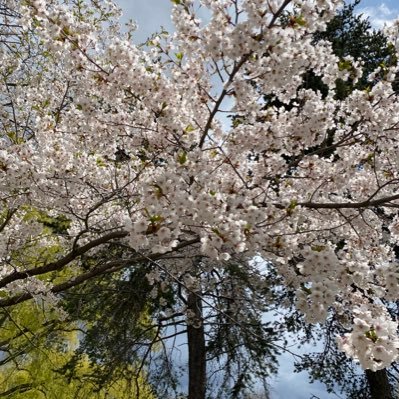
<box><xmin>60</xmin><ymin>254</ymin><xmax>282</xmax><ymax>399</ymax></box>
<box><xmin>0</xmin><ymin>300</ymin><xmax>155</xmax><ymax>398</ymax></box>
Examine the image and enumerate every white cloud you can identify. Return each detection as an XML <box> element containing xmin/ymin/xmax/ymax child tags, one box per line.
<box><xmin>358</xmin><ymin>3</ymin><xmax>399</xmax><ymax>29</ymax></box>
<box><xmin>379</xmin><ymin>3</ymin><xmax>393</xmax><ymax>16</ymax></box>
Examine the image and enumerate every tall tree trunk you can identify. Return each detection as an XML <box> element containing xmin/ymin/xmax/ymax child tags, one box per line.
<box><xmin>187</xmin><ymin>291</ymin><xmax>206</xmax><ymax>399</ymax></box>
<box><xmin>365</xmin><ymin>369</ymin><xmax>393</xmax><ymax>399</ymax></box>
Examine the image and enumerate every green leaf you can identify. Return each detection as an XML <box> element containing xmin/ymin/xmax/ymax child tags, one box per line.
<box><xmin>185</xmin><ymin>124</ymin><xmax>195</xmax><ymax>133</ymax></box>
<box><xmin>286</xmin><ymin>199</ymin><xmax>298</xmax><ymax>215</ymax></box>
<box><xmin>295</xmin><ymin>15</ymin><xmax>306</xmax><ymax>27</ymax></box>
<box><xmin>338</xmin><ymin>59</ymin><xmax>353</xmax><ymax>71</ymax></box>
<box><xmin>96</xmin><ymin>157</ymin><xmax>107</xmax><ymax>167</ymax></box>
<box><xmin>232</xmin><ymin>118</ymin><xmax>244</xmax><ymax>128</ymax></box>
<box><xmin>149</xmin><ymin>214</ymin><xmax>163</xmax><ymax>223</ymax></box>
<box><xmin>365</xmin><ymin>328</ymin><xmax>378</xmax><ymax>343</ymax></box>
<box><xmin>311</xmin><ymin>245</ymin><xmax>325</xmax><ymax>252</ymax></box>
<box><xmin>178</xmin><ymin>151</ymin><xmax>187</xmax><ymax>165</ymax></box>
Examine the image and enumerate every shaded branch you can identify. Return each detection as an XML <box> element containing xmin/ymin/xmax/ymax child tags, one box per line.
<box><xmin>0</xmin><ymin>230</ymin><xmax>129</xmax><ymax>289</ymax></box>
<box><xmin>0</xmin><ymin>237</ymin><xmax>200</xmax><ymax>307</ymax></box>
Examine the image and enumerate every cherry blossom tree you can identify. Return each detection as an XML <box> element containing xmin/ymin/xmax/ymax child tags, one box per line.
<box><xmin>2</xmin><ymin>0</ymin><xmax>399</xmax><ymax>398</ymax></box>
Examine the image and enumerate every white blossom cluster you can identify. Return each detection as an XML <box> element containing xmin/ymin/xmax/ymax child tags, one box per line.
<box><xmin>337</xmin><ymin>305</ymin><xmax>399</xmax><ymax>371</ymax></box>
<box><xmin>294</xmin><ymin>246</ymin><xmax>343</xmax><ymax>323</ymax></box>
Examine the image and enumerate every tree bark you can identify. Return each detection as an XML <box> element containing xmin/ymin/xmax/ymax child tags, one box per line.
<box><xmin>365</xmin><ymin>369</ymin><xmax>393</xmax><ymax>399</ymax></box>
<box><xmin>187</xmin><ymin>291</ymin><xmax>206</xmax><ymax>399</ymax></box>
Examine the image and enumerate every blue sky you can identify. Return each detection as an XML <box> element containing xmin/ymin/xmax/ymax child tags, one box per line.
<box><xmin>113</xmin><ymin>1</ymin><xmax>397</xmax><ymax>398</ymax></box>
<box><xmin>116</xmin><ymin>0</ymin><xmax>173</xmax><ymax>43</ymax></box>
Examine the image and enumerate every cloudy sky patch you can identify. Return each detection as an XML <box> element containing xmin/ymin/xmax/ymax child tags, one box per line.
<box><xmin>358</xmin><ymin>1</ymin><xmax>399</xmax><ymax>28</ymax></box>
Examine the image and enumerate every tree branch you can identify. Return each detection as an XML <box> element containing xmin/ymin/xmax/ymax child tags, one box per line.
<box><xmin>0</xmin><ymin>237</ymin><xmax>200</xmax><ymax>307</ymax></box>
<box><xmin>0</xmin><ymin>230</ymin><xmax>128</xmax><ymax>289</ymax></box>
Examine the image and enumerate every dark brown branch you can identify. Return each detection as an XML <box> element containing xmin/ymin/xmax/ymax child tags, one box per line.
<box><xmin>198</xmin><ymin>55</ymin><xmax>249</xmax><ymax>149</ymax></box>
<box><xmin>0</xmin><ymin>383</ymin><xmax>33</xmax><ymax>397</ymax></box>
<box><xmin>0</xmin><ymin>230</ymin><xmax>128</xmax><ymax>289</ymax></box>
<box><xmin>0</xmin><ymin>208</ymin><xmax>16</xmax><ymax>233</ymax></box>
<box><xmin>0</xmin><ymin>237</ymin><xmax>200</xmax><ymax>307</ymax></box>
<box><xmin>297</xmin><ymin>193</ymin><xmax>399</xmax><ymax>210</ymax></box>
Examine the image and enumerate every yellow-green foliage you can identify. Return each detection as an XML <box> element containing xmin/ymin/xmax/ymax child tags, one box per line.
<box><xmin>0</xmin><ymin>303</ymin><xmax>155</xmax><ymax>399</ymax></box>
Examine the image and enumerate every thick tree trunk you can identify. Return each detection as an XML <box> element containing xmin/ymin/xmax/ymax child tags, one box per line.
<box><xmin>365</xmin><ymin>369</ymin><xmax>393</xmax><ymax>399</ymax></box>
<box><xmin>187</xmin><ymin>291</ymin><xmax>206</xmax><ymax>399</ymax></box>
